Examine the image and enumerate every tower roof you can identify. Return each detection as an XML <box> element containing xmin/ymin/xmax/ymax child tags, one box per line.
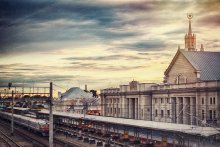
<box><xmin>188</xmin><ymin>19</ymin><xmax>192</xmax><ymax>35</ymax></box>
<box><xmin>187</xmin><ymin>13</ymin><xmax>193</xmax><ymax>35</ymax></box>
<box><xmin>185</xmin><ymin>13</ymin><xmax>196</xmax><ymax>51</ymax></box>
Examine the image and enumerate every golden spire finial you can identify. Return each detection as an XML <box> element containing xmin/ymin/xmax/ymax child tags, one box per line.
<box><xmin>187</xmin><ymin>13</ymin><xmax>193</xmax><ymax>20</ymax></box>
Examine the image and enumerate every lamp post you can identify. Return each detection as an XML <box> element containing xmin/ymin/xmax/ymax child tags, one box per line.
<box><xmin>49</xmin><ymin>82</ymin><xmax>53</xmax><ymax>147</ymax></box>
<box><xmin>8</xmin><ymin>82</ymin><xmax>14</xmax><ymax>136</ymax></box>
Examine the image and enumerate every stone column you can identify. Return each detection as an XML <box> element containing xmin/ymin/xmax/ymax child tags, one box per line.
<box><xmin>171</xmin><ymin>97</ymin><xmax>176</xmax><ymax>123</ymax></box>
<box><xmin>101</xmin><ymin>96</ymin><xmax>105</xmax><ymax>116</ymax></box>
<box><xmin>127</xmin><ymin>98</ymin><xmax>130</xmax><ymax>118</ymax></box>
<box><xmin>190</xmin><ymin>97</ymin><xmax>196</xmax><ymax>125</ymax></box>
<box><xmin>177</xmin><ymin>97</ymin><xmax>183</xmax><ymax>124</ymax></box>
<box><xmin>176</xmin><ymin>97</ymin><xmax>180</xmax><ymax>123</ymax></box>
<box><xmin>122</xmin><ymin>97</ymin><xmax>128</xmax><ymax>118</ymax></box>
<box><xmin>183</xmin><ymin>97</ymin><xmax>190</xmax><ymax>125</ymax></box>
<box><xmin>135</xmin><ymin>98</ymin><xmax>138</xmax><ymax>119</ymax></box>
<box><xmin>113</xmin><ymin>98</ymin><xmax>115</xmax><ymax>117</ymax></box>
<box><xmin>183</xmin><ymin>97</ymin><xmax>186</xmax><ymax>124</ymax></box>
<box><xmin>129</xmin><ymin>98</ymin><xmax>133</xmax><ymax>119</ymax></box>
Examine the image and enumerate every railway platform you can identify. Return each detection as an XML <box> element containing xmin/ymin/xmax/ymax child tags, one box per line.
<box><xmin>38</xmin><ymin>110</ymin><xmax>220</xmax><ymax>147</ymax></box>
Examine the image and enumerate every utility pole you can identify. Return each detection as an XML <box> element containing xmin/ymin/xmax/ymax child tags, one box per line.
<box><xmin>11</xmin><ymin>90</ymin><xmax>14</xmax><ymax>136</ymax></box>
<box><xmin>49</xmin><ymin>82</ymin><xmax>53</xmax><ymax>147</ymax></box>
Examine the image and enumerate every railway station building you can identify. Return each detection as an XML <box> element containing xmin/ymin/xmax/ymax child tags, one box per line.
<box><xmin>55</xmin><ymin>87</ymin><xmax>97</xmax><ymax>113</ymax></box>
<box><xmin>100</xmin><ymin>15</ymin><xmax>220</xmax><ymax>127</ymax></box>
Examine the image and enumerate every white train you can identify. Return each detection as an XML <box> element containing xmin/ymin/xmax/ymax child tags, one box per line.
<box><xmin>0</xmin><ymin>111</ymin><xmax>49</xmax><ymax>136</ymax></box>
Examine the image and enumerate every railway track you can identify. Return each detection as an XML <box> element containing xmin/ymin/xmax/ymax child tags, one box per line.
<box><xmin>54</xmin><ymin>137</ymin><xmax>88</xmax><ymax>147</ymax></box>
<box><xmin>0</xmin><ymin>119</ymin><xmax>82</xmax><ymax>147</ymax></box>
<box><xmin>56</xmin><ymin>126</ymin><xmax>124</xmax><ymax>147</ymax></box>
<box><xmin>14</xmin><ymin>127</ymin><xmax>48</xmax><ymax>147</ymax></box>
<box><xmin>0</xmin><ymin>129</ymin><xmax>22</xmax><ymax>147</ymax></box>
<box><xmin>0</xmin><ymin>119</ymin><xmax>48</xmax><ymax>147</ymax></box>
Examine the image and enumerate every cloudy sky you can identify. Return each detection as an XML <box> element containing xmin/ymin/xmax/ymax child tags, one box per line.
<box><xmin>0</xmin><ymin>0</ymin><xmax>220</xmax><ymax>92</ymax></box>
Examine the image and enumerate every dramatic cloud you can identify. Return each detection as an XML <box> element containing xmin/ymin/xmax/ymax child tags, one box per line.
<box><xmin>198</xmin><ymin>14</ymin><xmax>220</xmax><ymax>26</ymax></box>
<box><xmin>63</xmin><ymin>54</ymin><xmax>147</xmax><ymax>61</ymax></box>
<box><xmin>0</xmin><ymin>0</ymin><xmax>220</xmax><ymax>91</ymax></box>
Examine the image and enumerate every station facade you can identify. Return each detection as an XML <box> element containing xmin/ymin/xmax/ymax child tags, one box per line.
<box><xmin>100</xmin><ymin>15</ymin><xmax>220</xmax><ymax>127</ymax></box>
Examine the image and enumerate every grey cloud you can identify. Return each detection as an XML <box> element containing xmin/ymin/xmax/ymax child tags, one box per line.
<box><xmin>197</xmin><ymin>14</ymin><xmax>220</xmax><ymax>27</ymax></box>
<box><xmin>0</xmin><ymin>0</ymin><xmax>117</xmax><ymax>55</ymax></box>
<box><xmin>0</xmin><ymin>63</ymin><xmax>58</xmax><ymax>76</ymax></box>
<box><xmin>0</xmin><ymin>0</ymin><xmax>172</xmax><ymax>56</ymax></box>
<box><xmin>195</xmin><ymin>0</ymin><xmax>220</xmax><ymax>13</ymax></box>
<box><xmin>116</xmin><ymin>1</ymin><xmax>154</xmax><ymax>12</ymax></box>
<box><xmin>65</xmin><ymin>62</ymin><xmax>146</xmax><ymax>71</ymax></box>
<box><xmin>0</xmin><ymin>74</ymin><xmax>77</xmax><ymax>85</ymax></box>
<box><xmin>109</xmin><ymin>40</ymin><xmax>167</xmax><ymax>52</ymax></box>
<box><xmin>138</xmin><ymin>52</ymin><xmax>172</xmax><ymax>57</ymax></box>
<box><xmin>13</xmin><ymin>68</ymin><xmax>39</xmax><ymax>71</ymax></box>
<box><xmin>164</xmin><ymin>28</ymin><xmax>186</xmax><ymax>35</ymax></box>
<box><xmin>64</xmin><ymin>54</ymin><xmax>147</xmax><ymax>61</ymax></box>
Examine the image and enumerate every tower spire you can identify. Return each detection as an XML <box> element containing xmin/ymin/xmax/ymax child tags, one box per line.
<box><xmin>185</xmin><ymin>13</ymin><xmax>196</xmax><ymax>51</ymax></box>
<box><xmin>188</xmin><ymin>18</ymin><xmax>192</xmax><ymax>35</ymax></box>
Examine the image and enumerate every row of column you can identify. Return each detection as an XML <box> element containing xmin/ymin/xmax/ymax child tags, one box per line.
<box><xmin>172</xmin><ymin>97</ymin><xmax>196</xmax><ymax>125</ymax></box>
<box><xmin>102</xmin><ymin>96</ymin><xmax>197</xmax><ymax>126</ymax></box>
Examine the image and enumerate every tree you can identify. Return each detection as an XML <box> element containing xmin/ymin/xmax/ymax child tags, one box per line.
<box><xmin>90</xmin><ymin>90</ymin><xmax>98</xmax><ymax>97</ymax></box>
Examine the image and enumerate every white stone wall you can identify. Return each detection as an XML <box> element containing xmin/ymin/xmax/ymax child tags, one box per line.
<box><xmin>100</xmin><ymin>81</ymin><xmax>220</xmax><ymax>127</ymax></box>
<box><xmin>165</xmin><ymin>53</ymin><xmax>197</xmax><ymax>84</ymax></box>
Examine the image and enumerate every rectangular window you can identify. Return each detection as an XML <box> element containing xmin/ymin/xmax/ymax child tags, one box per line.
<box><xmin>202</xmin><ymin>97</ymin><xmax>204</xmax><ymax>105</ymax></box>
<box><xmin>167</xmin><ymin>98</ymin><xmax>169</xmax><ymax>103</ymax></box>
<box><xmin>161</xmin><ymin>98</ymin><xmax>163</xmax><ymax>104</ymax></box>
<box><xmin>209</xmin><ymin>110</ymin><xmax>212</xmax><ymax>120</ymax></box>
<box><xmin>213</xmin><ymin>110</ymin><xmax>216</xmax><ymax>119</ymax></box>
<box><xmin>213</xmin><ymin>97</ymin><xmax>216</xmax><ymax>105</ymax></box>
<box><xmin>161</xmin><ymin>110</ymin><xmax>164</xmax><ymax>117</ymax></box>
<box><xmin>118</xmin><ymin>108</ymin><xmax>120</xmax><ymax>114</ymax></box>
<box><xmin>114</xmin><ymin>108</ymin><xmax>116</xmax><ymax>114</ymax></box>
<box><xmin>155</xmin><ymin>109</ymin><xmax>158</xmax><ymax>117</ymax></box>
<box><xmin>202</xmin><ymin>110</ymin><xmax>205</xmax><ymax>120</ymax></box>
<box><xmin>167</xmin><ymin>110</ymin><xmax>170</xmax><ymax>116</ymax></box>
<box><xmin>210</xmin><ymin>97</ymin><xmax>212</xmax><ymax>105</ymax></box>
<box><xmin>155</xmin><ymin>99</ymin><xmax>157</xmax><ymax>104</ymax></box>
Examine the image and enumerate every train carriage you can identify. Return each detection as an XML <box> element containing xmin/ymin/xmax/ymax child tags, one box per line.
<box><xmin>0</xmin><ymin>111</ymin><xmax>49</xmax><ymax>136</ymax></box>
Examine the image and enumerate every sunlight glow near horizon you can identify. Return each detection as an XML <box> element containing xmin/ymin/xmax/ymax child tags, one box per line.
<box><xmin>0</xmin><ymin>0</ymin><xmax>220</xmax><ymax>92</ymax></box>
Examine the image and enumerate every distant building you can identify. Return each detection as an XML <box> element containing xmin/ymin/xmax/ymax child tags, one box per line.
<box><xmin>100</xmin><ymin>14</ymin><xmax>220</xmax><ymax>127</ymax></box>
<box><xmin>55</xmin><ymin>87</ymin><xmax>100</xmax><ymax>114</ymax></box>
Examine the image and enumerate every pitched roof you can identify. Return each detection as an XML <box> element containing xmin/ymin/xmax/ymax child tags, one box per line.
<box><xmin>61</xmin><ymin>87</ymin><xmax>93</xmax><ymax>100</ymax></box>
<box><xmin>165</xmin><ymin>49</ymin><xmax>220</xmax><ymax>81</ymax></box>
<box><xmin>180</xmin><ymin>50</ymin><xmax>220</xmax><ymax>80</ymax></box>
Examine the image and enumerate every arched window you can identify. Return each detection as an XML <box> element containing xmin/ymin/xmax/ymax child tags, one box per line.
<box><xmin>175</xmin><ymin>74</ymin><xmax>187</xmax><ymax>84</ymax></box>
<box><xmin>178</xmin><ymin>75</ymin><xmax>185</xmax><ymax>84</ymax></box>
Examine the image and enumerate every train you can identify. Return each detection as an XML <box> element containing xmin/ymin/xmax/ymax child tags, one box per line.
<box><xmin>0</xmin><ymin>111</ymin><xmax>49</xmax><ymax>136</ymax></box>
<box><xmin>86</xmin><ymin>110</ymin><xmax>100</xmax><ymax>115</ymax></box>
